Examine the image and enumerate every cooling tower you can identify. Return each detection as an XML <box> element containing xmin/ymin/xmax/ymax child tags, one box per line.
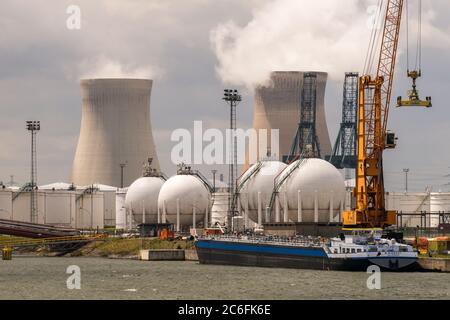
<box><xmin>71</xmin><ymin>79</ymin><xmax>159</xmax><ymax>187</ymax></box>
<box><xmin>249</xmin><ymin>71</ymin><xmax>332</xmax><ymax>164</ymax></box>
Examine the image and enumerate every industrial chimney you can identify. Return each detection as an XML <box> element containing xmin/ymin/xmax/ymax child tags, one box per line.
<box><xmin>71</xmin><ymin>79</ymin><xmax>160</xmax><ymax>187</ymax></box>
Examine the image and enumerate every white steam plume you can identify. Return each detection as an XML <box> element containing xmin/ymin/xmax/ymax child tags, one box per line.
<box><xmin>78</xmin><ymin>55</ymin><xmax>163</xmax><ymax>80</ymax></box>
<box><xmin>210</xmin><ymin>0</ymin><xmax>378</xmax><ymax>88</ymax></box>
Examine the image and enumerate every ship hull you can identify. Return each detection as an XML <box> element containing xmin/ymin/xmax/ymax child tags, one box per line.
<box><xmin>196</xmin><ymin>240</ymin><xmax>419</xmax><ymax>272</ymax></box>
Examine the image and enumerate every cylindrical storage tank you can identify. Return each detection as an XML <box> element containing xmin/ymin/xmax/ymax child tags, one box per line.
<box><xmin>238</xmin><ymin>160</ymin><xmax>288</xmax><ymax>224</ymax></box>
<box><xmin>115</xmin><ymin>188</ymin><xmax>128</xmax><ymax>229</ymax></box>
<box><xmin>125</xmin><ymin>177</ymin><xmax>165</xmax><ymax>224</ymax></box>
<box><xmin>277</xmin><ymin>158</ymin><xmax>345</xmax><ymax>223</ymax></box>
<box><xmin>211</xmin><ymin>192</ymin><xmax>230</xmax><ymax>226</ymax></box>
<box><xmin>430</xmin><ymin>192</ymin><xmax>450</xmax><ymax>228</ymax></box>
<box><xmin>386</xmin><ymin>192</ymin><xmax>431</xmax><ymax>228</ymax></box>
<box><xmin>158</xmin><ymin>174</ymin><xmax>211</xmax><ymax>228</ymax></box>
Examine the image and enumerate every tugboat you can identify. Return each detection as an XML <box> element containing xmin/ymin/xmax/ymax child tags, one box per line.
<box><xmin>195</xmin><ymin>230</ymin><xmax>419</xmax><ymax>271</ymax></box>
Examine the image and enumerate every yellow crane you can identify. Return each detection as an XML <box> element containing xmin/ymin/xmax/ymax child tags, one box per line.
<box><xmin>343</xmin><ymin>0</ymin><xmax>431</xmax><ymax>229</ymax></box>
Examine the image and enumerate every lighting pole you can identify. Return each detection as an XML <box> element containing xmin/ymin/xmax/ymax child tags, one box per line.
<box><xmin>403</xmin><ymin>168</ymin><xmax>410</xmax><ymax>193</ymax></box>
<box><xmin>26</xmin><ymin>121</ymin><xmax>40</xmax><ymax>224</ymax></box>
<box><xmin>223</xmin><ymin>89</ymin><xmax>242</xmax><ymax>232</ymax></box>
<box><xmin>211</xmin><ymin>169</ymin><xmax>217</xmax><ymax>193</ymax></box>
<box><xmin>120</xmin><ymin>162</ymin><xmax>127</xmax><ymax>188</ymax></box>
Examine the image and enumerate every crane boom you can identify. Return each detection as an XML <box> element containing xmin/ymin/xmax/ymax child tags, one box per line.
<box><xmin>378</xmin><ymin>0</ymin><xmax>404</xmax><ymax>133</ymax></box>
<box><xmin>343</xmin><ymin>0</ymin><xmax>404</xmax><ymax>228</ymax></box>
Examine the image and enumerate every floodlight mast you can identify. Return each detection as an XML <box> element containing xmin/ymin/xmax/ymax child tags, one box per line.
<box><xmin>223</xmin><ymin>89</ymin><xmax>242</xmax><ymax>232</ymax></box>
<box><xmin>26</xmin><ymin>121</ymin><xmax>40</xmax><ymax>224</ymax></box>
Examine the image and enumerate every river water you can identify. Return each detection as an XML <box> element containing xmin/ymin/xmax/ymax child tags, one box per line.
<box><xmin>0</xmin><ymin>256</ymin><xmax>449</xmax><ymax>300</ymax></box>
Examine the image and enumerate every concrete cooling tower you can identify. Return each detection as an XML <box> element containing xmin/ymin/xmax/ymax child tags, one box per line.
<box><xmin>71</xmin><ymin>79</ymin><xmax>159</xmax><ymax>187</ymax></box>
<box><xmin>249</xmin><ymin>71</ymin><xmax>332</xmax><ymax>164</ymax></box>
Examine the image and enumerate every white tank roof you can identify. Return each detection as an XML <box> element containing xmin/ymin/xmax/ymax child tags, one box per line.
<box><xmin>78</xmin><ymin>183</ymin><xmax>118</xmax><ymax>191</ymax></box>
<box><xmin>39</xmin><ymin>182</ymin><xmax>75</xmax><ymax>190</ymax></box>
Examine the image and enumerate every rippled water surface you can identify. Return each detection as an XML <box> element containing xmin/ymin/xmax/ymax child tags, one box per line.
<box><xmin>0</xmin><ymin>257</ymin><xmax>449</xmax><ymax>300</ymax></box>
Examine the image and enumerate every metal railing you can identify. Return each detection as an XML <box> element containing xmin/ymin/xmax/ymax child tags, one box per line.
<box><xmin>0</xmin><ymin>234</ymin><xmax>107</xmax><ymax>248</ymax></box>
<box><xmin>198</xmin><ymin>234</ymin><xmax>327</xmax><ymax>248</ymax></box>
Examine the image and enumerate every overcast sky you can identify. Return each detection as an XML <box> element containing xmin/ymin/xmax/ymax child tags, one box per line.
<box><xmin>0</xmin><ymin>0</ymin><xmax>449</xmax><ymax>192</ymax></box>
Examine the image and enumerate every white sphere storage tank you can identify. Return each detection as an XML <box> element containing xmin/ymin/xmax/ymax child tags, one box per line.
<box><xmin>238</xmin><ymin>160</ymin><xmax>288</xmax><ymax>225</ymax></box>
<box><xmin>125</xmin><ymin>177</ymin><xmax>165</xmax><ymax>224</ymax></box>
<box><xmin>125</xmin><ymin>159</ymin><xmax>165</xmax><ymax>225</ymax></box>
<box><xmin>277</xmin><ymin>158</ymin><xmax>345</xmax><ymax>223</ymax></box>
<box><xmin>158</xmin><ymin>165</ymin><xmax>211</xmax><ymax>231</ymax></box>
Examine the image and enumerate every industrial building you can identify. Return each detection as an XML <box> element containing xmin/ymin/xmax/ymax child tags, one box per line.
<box><xmin>248</xmin><ymin>71</ymin><xmax>332</xmax><ymax>165</ymax></box>
<box><xmin>71</xmin><ymin>78</ymin><xmax>159</xmax><ymax>188</ymax></box>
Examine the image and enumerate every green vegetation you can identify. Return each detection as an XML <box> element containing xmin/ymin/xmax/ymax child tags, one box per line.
<box><xmin>419</xmin><ymin>254</ymin><xmax>450</xmax><ymax>260</ymax></box>
<box><xmin>72</xmin><ymin>237</ymin><xmax>195</xmax><ymax>257</ymax></box>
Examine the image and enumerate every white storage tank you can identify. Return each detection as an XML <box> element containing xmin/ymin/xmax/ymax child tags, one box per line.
<box><xmin>277</xmin><ymin>158</ymin><xmax>345</xmax><ymax>223</ymax></box>
<box><xmin>210</xmin><ymin>192</ymin><xmax>230</xmax><ymax>226</ymax></box>
<box><xmin>125</xmin><ymin>177</ymin><xmax>165</xmax><ymax>224</ymax></box>
<box><xmin>430</xmin><ymin>192</ymin><xmax>450</xmax><ymax>227</ymax></box>
<box><xmin>238</xmin><ymin>160</ymin><xmax>288</xmax><ymax>224</ymax></box>
<box><xmin>125</xmin><ymin>159</ymin><xmax>165</xmax><ymax>225</ymax></box>
<box><xmin>158</xmin><ymin>165</ymin><xmax>211</xmax><ymax>230</ymax></box>
<box><xmin>386</xmin><ymin>192</ymin><xmax>431</xmax><ymax>228</ymax></box>
<box><xmin>115</xmin><ymin>188</ymin><xmax>128</xmax><ymax>230</ymax></box>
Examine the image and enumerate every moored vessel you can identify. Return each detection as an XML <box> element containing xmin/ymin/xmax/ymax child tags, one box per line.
<box><xmin>195</xmin><ymin>230</ymin><xmax>419</xmax><ymax>271</ymax></box>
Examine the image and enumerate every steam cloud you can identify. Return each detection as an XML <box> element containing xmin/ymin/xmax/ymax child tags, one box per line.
<box><xmin>79</xmin><ymin>56</ymin><xmax>163</xmax><ymax>80</ymax></box>
<box><xmin>210</xmin><ymin>0</ymin><xmax>381</xmax><ymax>88</ymax></box>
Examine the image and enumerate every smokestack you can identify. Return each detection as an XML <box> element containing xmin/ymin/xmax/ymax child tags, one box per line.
<box><xmin>250</xmin><ymin>71</ymin><xmax>332</xmax><ymax>164</ymax></box>
<box><xmin>71</xmin><ymin>78</ymin><xmax>159</xmax><ymax>187</ymax></box>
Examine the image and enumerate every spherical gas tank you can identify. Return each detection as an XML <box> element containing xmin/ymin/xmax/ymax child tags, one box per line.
<box><xmin>278</xmin><ymin>158</ymin><xmax>345</xmax><ymax>223</ymax></box>
<box><xmin>238</xmin><ymin>160</ymin><xmax>288</xmax><ymax>223</ymax></box>
<box><xmin>125</xmin><ymin>177</ymin><xmax>165</xmax><ymax>224</ymax></box>
<box><xmin>158</xmin><ymin>174</ymin><xmax>211</xmax><ymax>226</ymax></box>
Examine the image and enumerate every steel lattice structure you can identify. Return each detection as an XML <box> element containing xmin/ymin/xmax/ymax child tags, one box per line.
<box><xmin>287</xmin><ymin>73</ymin><xmax>321</xmax><ymax>161</ymax></box>
<box><xmin>328</xmin><ymin>73</ymin><xmax>359</xmax><ymax>169</ymax></box>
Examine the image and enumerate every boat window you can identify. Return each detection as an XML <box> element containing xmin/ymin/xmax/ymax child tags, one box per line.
<box><xmin>351</xmin><ymin>248</ymin><xmax>356</xmax><ymax>253</ymax></box>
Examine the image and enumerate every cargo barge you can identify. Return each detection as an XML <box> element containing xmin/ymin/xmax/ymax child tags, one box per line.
<box><xmin>195</xmin><ymin>231</ymin><xmax>419</xmax><ymax>271</ymax></box>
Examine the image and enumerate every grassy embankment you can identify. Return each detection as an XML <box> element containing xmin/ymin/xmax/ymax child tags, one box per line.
<box><xmin>419</xmin><ymin>254</ymin><xmax>450</xmax><ymax>260</ymax></box>
<box><xmin>71</xmin><ymin>237</ymin><xmax>195</xmax><ymax>258</ymax></box>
